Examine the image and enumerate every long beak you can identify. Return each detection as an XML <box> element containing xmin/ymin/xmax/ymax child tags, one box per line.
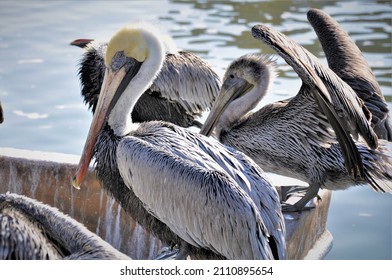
<box><xmin>200</xmin><ymin>77</ymin><xmax>253</xmax><ymax>137</ymax></box>
<box><xmin>72</xmin><ymin>66</ymin><xmax>128</xmax><ymax>189</ymax></box>
<box><xmin>70</xmin><ymin>38</ymin><xmax>94</xmax><ymax>48</ymax></box>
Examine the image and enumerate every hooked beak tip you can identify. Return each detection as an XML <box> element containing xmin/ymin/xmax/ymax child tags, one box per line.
<box><xmin>71</xmin><ymin>175</ymin><xmax>81</xmax><ymax>190</ymax></box>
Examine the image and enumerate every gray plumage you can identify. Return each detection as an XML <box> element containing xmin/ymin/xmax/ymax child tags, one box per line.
<box><xmin>117</xmin><ymin>121</ymin><xmax>286</xmax><ymax>259</ymax></box>
<box><xmin>73</xmin><ymin>24</ymin><xmax>286</xmax><ymax>259</ymax></box>
<box><xmin>149</xmin><ymin>51</ymin><xmax>220</xmax><ymax>114</ymax></box>
<box><xmin>307</xmin><ymin>8</ymin><xmax>392</xmax><ymax>141</ymax></box>
<box><xmin>200</xmin><ymin>16</ymin><xmax>392</xmax><ymax>212</ymax></box>
<box><xmin>0</xmin><ymin>192</ymin><xmax>130</xmax><ymax>260</ymax></box>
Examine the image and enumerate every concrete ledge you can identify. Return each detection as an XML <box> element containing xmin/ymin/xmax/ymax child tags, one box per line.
<box><xmin>0</xmin><ymin>147</ymin><xmax>332</xmax><ymax>259</ymax></box>
<box><xmin>0</xmin><ymin>147</ymin><xmax>162</xmax><ymax>259</ymax></box>
<box><xmin>281</xmin><ymin>187</ymin><xmax>332</xmax><ymax>260</ymax></box>
<box><xmin>304</xmin><ymin>230</ymin><xmax>333</xmax><ymax>260</ymax></box>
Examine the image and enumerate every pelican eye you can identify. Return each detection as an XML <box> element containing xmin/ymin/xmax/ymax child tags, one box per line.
<box><xmin>110</xmin><ymin>51</ymin><xmax>139</xmax><ymax>72</ymax></box>
<box><xmin>110</xmin><ymin>51</ymin><xmax>127</xmax><ymax>70</ymax></box>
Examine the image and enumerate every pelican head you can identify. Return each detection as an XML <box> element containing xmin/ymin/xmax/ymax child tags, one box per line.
<box><xmin>200</xmin><ymin>54</ymin><xmax>275</xmax><ymax>137</ymax></box>
<box><xmin>72</xmin><ymin>23</ymin><xmax>165</xmax><ymax>189</ymax></box>
<box><xmin>105</xmin><ymin>27</ymin><xmax>148</xmax><ymax>64</ymax></box>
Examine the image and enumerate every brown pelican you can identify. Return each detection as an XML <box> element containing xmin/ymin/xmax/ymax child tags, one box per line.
<box><xmin>0</xmin><ymin>192</ymin><xmax>130</xmax><ymax>260</ymax></box>
<box><xmin>200</xmin><ymin>15</ymin><xmax>392</xmax><ymax>212</ymax></box>
<box><xmin>70</xmin><ymin>36</ymin><xmax>221</xmax><ymax>128</ymax></box>
<box><xmin>70</xmin><ymin>26</ymin><xmax>221</xmax><ymax>259</ymax></box>
<box><xmin>72</xmin><ymin>23</ymin><xmax>286</xmax><ymax>260</ymax></box>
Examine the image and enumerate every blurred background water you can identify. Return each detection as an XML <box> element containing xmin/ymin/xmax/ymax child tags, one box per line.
<box><xmin>0</xmin><ymin>0</ymin><xmax>391</xmax><ymax>259</ymax></box>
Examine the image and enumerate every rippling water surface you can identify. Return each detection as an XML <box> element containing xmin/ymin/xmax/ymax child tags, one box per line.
<box><xmin>0</xmin><ymin>0</ymin><xmax>391</xmax><ymax>259</ymax></box>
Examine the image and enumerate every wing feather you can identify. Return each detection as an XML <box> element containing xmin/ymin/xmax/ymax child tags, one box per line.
<box><xmin>149</xmin><ymin>51</ymin><xmax>221</xmax><ymax>114</ymax></box>
<box><xmin>252</xmin><ymin>24</ymin><xmax>379</xmax><ymax>178</ymax></box>
<box><xmin>307</xmin><ymin>8</ymin><xmax>392</xmax><ymax>140</ymax></box>
<box><xmin>116</xmin><ymin>122</ymin><xmax>285</xmax><ymax>259</ymax></box>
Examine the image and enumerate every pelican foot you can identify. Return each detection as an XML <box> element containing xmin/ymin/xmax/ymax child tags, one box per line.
<box><xmin>154</xmin><ymin>245</ymin><xmax>180</xmax><ymax>260</ymax></box>
<box><xmin>279</xmin><ymin>185</ymin><xmax>309</xmax><ymax>202</ymax></box>
<box><xmin>281</xmin><ymin>183</ymin><xmax>320</xmax><ymax>213</ymax></box>
<box><xmin>281</xmin><ymin>201</ymin><xmax>315</xmax><ymax>213</ymax></box>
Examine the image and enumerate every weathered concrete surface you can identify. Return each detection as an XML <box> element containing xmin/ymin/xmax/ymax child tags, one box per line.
<box><xmin>281</xmin><ymin>188</ymin><xmax>332</xmax><ymax>259</ymax></box>
<box><xmin>0</xmin><ymin>147</ymin><xmax>332</xmax><ymax>259</ymax></box>
<box><xmin>0</xmin><ymin>148</ymin><xmax>162</xmax><ymax>259</ymax></box>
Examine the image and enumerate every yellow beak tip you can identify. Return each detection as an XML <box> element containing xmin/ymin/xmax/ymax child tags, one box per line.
<box><xmin>71</xmin><ymin>176</ymin><xmax>81</xmax><ymax>190</ymax></box>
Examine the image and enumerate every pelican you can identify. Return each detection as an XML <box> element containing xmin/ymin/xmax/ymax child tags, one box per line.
<box><xmin>200</xmin><ymin>11</ymin><xmax>392</xmax><ymax>212</ymax></box>
<box><xmin>72</xmin><ymin>23</ymin><xmax>286</xmax><ymax>260</ymax></box>
<box><xmin>0</xmin><ymin>192</ymin><xmax>130</xmax><ymax>260</ymax></box>
<box><xmin>70</xmin><ymin>36</ymin><xmax>221</xmax><ymax>128</ymax></box>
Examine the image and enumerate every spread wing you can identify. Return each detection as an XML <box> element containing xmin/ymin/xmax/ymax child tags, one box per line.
<box><xmin>307</xmin><ymin>8</ymin><xmax>392</xmax><ymax>141</ymax></box>
<box><xmin>252</xmin><ymin>24</ymin><xmax>379</xmax><ymax>178</ymax></box>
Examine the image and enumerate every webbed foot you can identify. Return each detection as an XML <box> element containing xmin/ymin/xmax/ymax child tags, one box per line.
<box><xmin>281</xmin><ymin>201</ymin><xmax>315</xmax><ymax>213</ymax></box>
<box><xmin>280</xmin><ymin>184</ymin><xmax>320</xmax><ymax>213</ymax></box>
<box><xmin>154</xmin><ymin>245</ymin><xmax>180</xmax><ymax>260</ymax></box>
<box><xmin>279</xmin><ymin>185</ymin><xmax>309</xmax><ymax>202</ymax></box>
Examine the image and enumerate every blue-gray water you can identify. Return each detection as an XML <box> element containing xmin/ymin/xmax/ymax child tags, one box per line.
<box><xmin>0</xmin><ymin>0</ymin><xmax>391</xmax><ymax>259</ymax></box>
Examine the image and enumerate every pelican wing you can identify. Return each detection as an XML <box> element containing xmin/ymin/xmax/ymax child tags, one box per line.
<box><xmin>307</xmin><ymin>8</ymin><xmax>392</xmax><ymax>141</ymax></box>
<box><xmin>116</xmin><ymin>121</ymin><xmax>285</xmax><ymax>259</ymax></box>
<box><xmin>77</xmin><ymin>42</ymin><xmax>106</xmax><ymax>113</ymax></box>
<box><xmin>175</xmin><ymin>124</ymin><xmax>286</xmax><ymax>260</ymax></box>
<box><xmin>0</xmin><ymin>193</ymin><xmax>130</xmax><ymax>260</ymax></box>
<box><xmin>252</xmin><ymin>24</ymin><xmax>379</xmax><ymax>178</ymax></box>
<box><xmin>149</xmin><ymin>51</ymin><xmax>221</xmax><ymax>115</ymax></box>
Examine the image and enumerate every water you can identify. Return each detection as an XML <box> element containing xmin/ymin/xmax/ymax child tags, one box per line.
<box><xmin>0</xmin><ymin>0</ymin><xmax>391</xmax><ymax>259</ymax></box>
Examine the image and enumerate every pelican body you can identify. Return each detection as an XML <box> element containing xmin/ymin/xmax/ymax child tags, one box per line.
<box><xmin>71</xmin><ymin>38</ymin><xmax>221</xmax><ymax>128</ymax></box>
<box><xmin>200</xmin><ymin>9</ymin><xmax>392</xmax><ymax>212</ymax></box>
<box><xmin>72</xmin><ymin>23</ymin><xmax>286</xmax><ymax>260</ymax></box>
<box><xmin>0</xmin><ymin>192</ymin><xmax>130</xmax><ymax>260</ymax></box>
